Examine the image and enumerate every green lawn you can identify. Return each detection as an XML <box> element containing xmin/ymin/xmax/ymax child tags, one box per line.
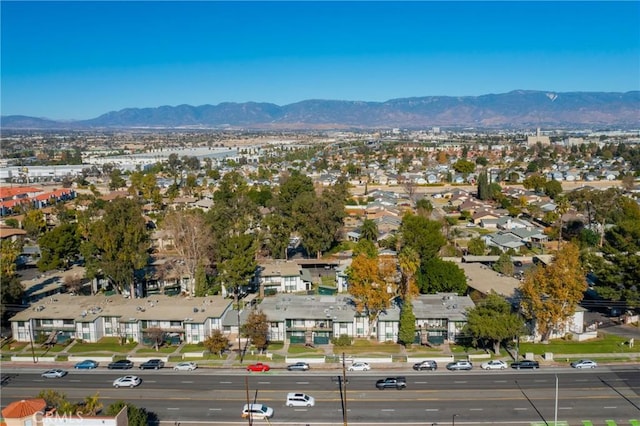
<box><xmin>68</xmin><ymin>337</ymin><xmax>137</xmax><ymax>354</ymax></box>
<box><xmin>287</xmin><ymin>344</ymin><xmax>324</xmax><ymax>355</ymax></box>
<box><xmin>135</xmin><ymin>346</ymin><xmax>177</xmax><ymax>354</ymax></box>
<box><xmin>518</xmin><ymin>333</ymin><xmax>636</xmax><ymax>355</ymax></box>
<box><xmin>180</xmin><ymin>344</ymin><xmax>206</xmax><ymax>353</ymax></box>
<box><xmin>337</xmin><ymin>339</ymin><xmax>404</xmax><ymax>355</ymax></box>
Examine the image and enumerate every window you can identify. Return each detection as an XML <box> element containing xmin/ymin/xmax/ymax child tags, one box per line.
<box><xmin>170</xmin><ymin>321</ymin><xmax>182</xmax><ymax>327</ymax></box>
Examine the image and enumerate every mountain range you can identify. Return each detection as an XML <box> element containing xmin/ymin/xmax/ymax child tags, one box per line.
<box><xmin>2</xmin><ymin>90</ymin><xmax>639</xmax><ymax>130</ymax></box>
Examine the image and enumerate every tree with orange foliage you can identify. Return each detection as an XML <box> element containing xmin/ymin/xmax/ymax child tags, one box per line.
<box><xmin>519</xmin><ymin>243</ymin><xmax>587</xmax><ymax>343</ymax></box>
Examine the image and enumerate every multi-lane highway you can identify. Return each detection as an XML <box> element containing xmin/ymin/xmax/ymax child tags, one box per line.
<box><xmin>2</xmin><ymin>365</ymin><xmax>639</xmax><ymax>425</ymax></box>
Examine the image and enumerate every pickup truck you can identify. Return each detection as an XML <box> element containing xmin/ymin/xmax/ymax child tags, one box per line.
<box><xmin>375</xmin><ymin>377</ymin><xmax>407</xmax><ymax>390</ymax></box>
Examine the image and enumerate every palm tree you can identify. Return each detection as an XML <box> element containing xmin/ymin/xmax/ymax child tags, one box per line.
<box><xmin>360</xmin><ymin>219</ymin><xmax>378</xmax><ymax>242</ymax></box>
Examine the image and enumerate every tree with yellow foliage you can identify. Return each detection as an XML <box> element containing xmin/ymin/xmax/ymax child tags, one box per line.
<box><xmin>519</xmin><ymin>243</ymin><xmax>586</xmax><ymax>343</ymax></box>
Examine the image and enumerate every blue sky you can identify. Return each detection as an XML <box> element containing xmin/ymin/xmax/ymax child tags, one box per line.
<box><xmin>2</xmin><ymin>1</ymin><xmax>639</xmax><ymax>120</ymax></box>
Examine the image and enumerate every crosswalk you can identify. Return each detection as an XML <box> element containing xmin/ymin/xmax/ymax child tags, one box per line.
<box><xmin>530</xmin><ymin>421</ymin><xmax>639</xmax><ymax>426</ymax></box>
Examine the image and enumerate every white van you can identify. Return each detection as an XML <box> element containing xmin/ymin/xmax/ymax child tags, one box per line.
<box><xmin>286</xmin><ymin>392</ymin><xmax>315</xmax><ymax>407</ymax></box>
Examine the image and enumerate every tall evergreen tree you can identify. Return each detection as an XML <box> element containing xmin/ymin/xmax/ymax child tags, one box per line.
<box><xmin>398</xmin><ymin>300</ymin><xmax>416</xmax><ymax>346</ymax></box>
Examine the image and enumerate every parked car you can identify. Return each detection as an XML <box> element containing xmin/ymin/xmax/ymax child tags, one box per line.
<box><xmin>446</xmin><ymin>361</ymin><xmax>473</xmax><ymax>371</ymax></box>
<box><xmin>246</xmin><ymin>362</ymin><xmax>270</xmax><ymax>372</ymax></box>
<box><xmin>413</xmin><ymin>360</ymin><xmax>438</xmax><ymax>371</ymax></box>
<box><xmin>347</xmin><ymin>362</ymin><xmax>371</xmax><ymax>371</ymax></box>
<box><xmin>112</xmin><ymin>375</ymin><xmax>141</xmax><ymax>388</ymax></box>
<box><xmin>41</xmin><ymin>369</ymin><xmax>67</xmax><ymax>378</ymax></box>
<box><xmin>241</xmin><ymin>403</ymin><xmax>274</xmax><ymax>419</ymax></box>
<box><xmin>511</xmin><ymin>360</ymin><xmax>540</xmax><ymax>369</ymax></box>
<box><xmin>108</xmin><ymin>359</ymin><xmax>134</xmax><ymax>370</ymax></box>
<box><xmin>287</xmin><ymin>362</ymin><xmax>310</xmax><ymax>371</ymax></box>
<box><xmin>286</xmin><ymin>392</ymin><xmax>315</xmax><ymax>407</ymax></box>
<box><xmin>139</xmin><ymin>359</ymin><xmax>165</xmax><ymax>370</ymax></box>
<box><xmin>571</xmin><ymin>359</ymin><xmax>597</xmax><ymax>369</ymax></box>
<box><xmin>481</xmin><ymin>360</ymin><xmax>508</xmax><ymax>370</ymax></box>
<box><xmin>173</xmin><ymin>362</ymin><xmax>198</xmax><ymax>371</ymax></box>
<box><xmin>74</xmin><ymin>360</ymin><xmax>99</xmax><ymax>370</ymax></box>
<box><xmin>375</xmin><ymin>377</ymin><xmax>407</xmax><ymax>390</ymax></box>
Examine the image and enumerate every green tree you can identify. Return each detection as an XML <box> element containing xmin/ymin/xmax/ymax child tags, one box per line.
<box><xmin>193</xmin><ymin>261</ymin><xmax>209</xmax><ymax>297</ymax></box>
<box><xmin>398</xmin><ymin>300</ymin><xmax>416</xmax><ymax>346</ymax></box>
<box><xmin>452</xmin><ymin>159</ymin><xmax>475</xmax><ymax>174</ymax></box>
<box><xmin>519</xmin><ymin>243</ymin><xmax>587</xmax><ymax>342</ymax></box>
<box><xmin>217</xmin><ymin>233</ymin><xmax>258</xmax><ymax>293</ymax></box>
<box><xmin>544</xmin><ymin>180</ymin><xmax>563</xmax><ymax>199</ymax></box>
<box><xmin>477</xmin><ymin>171</ymin><xmax>490</xmax><ymax>200</ymax></box>
<box><xmin>360</xmin><ymin>219</ymin><xmax>378</xmax><ymax>242</ymax></box>
<box><xmin>241</xmin><ymin>310</ymin><xmax>269</xmax><ymax>351</ymax></box>
<box><xmin>37</xmin><ymin>223</ymin><xmax>80</xmax><ymax>271</ymax></box>
<box><xmin>1</xmin><ymin>240</ymin><xmax>24</xmax><ymax>326</ymax></box>
<box><xmin>492</xmin><ymin>252</ymin><xmax>514</xmax><ymax>277</ymax></box>
<box><xmin>83</xmin><ymin>198</ymin><xmax>149</xmax><ymax>298</ymax></box>
<box><xmin>108</xmin><ymin>168</ymin><xmax>126</xmax><ymax>190</ymax></box>
<box><xmin>465</xmin><ymin>292</ymin><xmax>525</xmax><ymax>355</ymax></box>
<box><xmin>262</xmin><ymin>213</ymin><xmax>292</xmax><ymax>259</ymax></box>
<box><xmin>400</xmin><ymin>213</ymin><xmax>446</xmax><ymax>261</ymax></box>
<box><xmin>415</xmin><ymin>198</ymin><xmax>433</xmax><ymax>217</ymax></box>
<box><xmin>353</xmin><ymin>238</ymin><xmax>378</xmax><ymax>258</ymax></box>
<box><xmin>522</xmin><ymin>174</ymin><xmax>547</xmax><ymax>193</ymax></box>
<box><xmin>105</xmin><ymin>401</ymin><xmax>151</xmax><ymax>426</ymax></box>
<box><xmin>203</xmin><ymin>329</ymin><xmax>230</xmax><ymax>357</ymax></box>
<box><xmin>417</xmin><ymin>257</ymin><xmax>467</xmax><ymax>295</ymax></box>
<box><xmin>467</xmin><ymin>237</ymin><xmax>486</xmax><ymax>256</ymax></box>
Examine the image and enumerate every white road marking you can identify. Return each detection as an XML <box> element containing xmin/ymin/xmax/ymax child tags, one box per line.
<box><xmin>559</xmin><ymin>407</ymin><xmax>573</xmax><ymax>410</ymax></box>
<box><xmin>381</xmin><ymin>409</ymin><xmax>395</xmax><ymax>412</ymax></box>
<box><xmin>470</xmin><ymin>408</ymin><xmax>484</xmax><ymax>411</ymax></box>
<box><xmin>514</xmin><ymin>408</ymin><xmax>528</xmax><ymax>411</ymax></box>
<box><xmin>425</xmin><ymin>409</ymin><xmax>439</xmax><ymax>412</ymax></box>
<box><xmin>166</xmin><ymin>408</ymin><xmax>180</xmax><ymax>410</ymax></box>
<box><xmin>415</xmin><ymin>381</ymin><xmax>428</xmax><ymax>384</ymax></box>
<box><xmin>604</xmin><ymin>406</ymin><xmax>617</xmax><ymax>409</ymax></box>
<box><xmin>296</xmin><ymin>381</ymin><xmax>309</xmax><ymax>384</ymax></box>
<box><xmin>209</xmin><ymin>408</ymin><xmax>222</xmax><ymax>411</ymax></box>
<box><xmin>219</xmin><ymin>381</ymin><xmax>232</xmax><ymax>384</ymax></box>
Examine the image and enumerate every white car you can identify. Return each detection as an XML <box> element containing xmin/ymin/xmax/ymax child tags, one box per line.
<box><xmin>286</xmin><ymin>392</ymin><xmax>315</xmax><ymax>407</ymax></box>
<box><xmin>41</xmin><ymin>369</ymin><xmax>67</xmax><ymax>378</ymax></box>
<box><xmin>571</xmin><ymin>359</ymin><xmax>598</xmax><ymax>369</ymax></box>
<box><xmin>173</xmin><ymin>362</ymin><xmax>198</xmax><ymax>371</ymax></box>
<box><xmin>241</xmin><ymin>403</ymin><xmax>274</xmax><ymax>419</ymax></box>
<box><xmin>113</xmin><ymin>375</ymin><xmax>142</xmax><ymax>388</ymax></box>
<box><xmin>348</xmin><ymin>362</ymin><xmax>371</xmax><ymax>371</ymax></box>
<box><xmin>480</xmin><ymin>360</ymin><xmax>508</xmax><ymax>370</ymax></box>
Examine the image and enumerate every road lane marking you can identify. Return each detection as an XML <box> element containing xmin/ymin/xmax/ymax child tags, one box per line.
<box><xmin>415</xmin><ymin>381</ymin><xmax>428</xmax><ymax>384</ymax></box>
<box><xmin>560</xmin><ymin>407</ymin><xmax>573</xmax><ymax>410</ymax></box>
<box><xmin>514</xmin><ymin>408</ymin><xmax>528</xmax><ymax>411</ymax></box>
<box><xmin>381</xmin><ymin>409</ymin><xmax>395</xmax><ymax>412</ymax></box>
<box><xmin>534</xmin><ymin>380</ymin><xmax>547</xmax><ymax>383</ymax></box>
<box><xmin>258</xmin><ymin>381</ymin><xmax>271</xmax><ymax>384</ymax></box>
<box><xmin>604</xmin><ymin>406</ymin><xmax>618</xmax><ymax>409</ymax></box>
<box><xmin>166</xmin><ymin>408</ymin><xmax>180</xmax><ymax>410</ymax></box>
<box><xmin>219</xmin><ymin>381</ymin><xmax>232</xmax><ymax>384</ymax></box>
<box><xmin>494</xmin><ymin>380</ymin><xmax>508</xmax><ymax>383</ymax></box>
<box><xmin>296</xmin><ymin>381</ymin><xmax>309</xmax><ymax>384</ymax></box>
<box><xmin>209</xmin><ymin>408</ymin><xmax>222</xmax><ymax>411</ymax></box>
<box><xmin>454</xmin><ymin>381</ymin><xmax>468</xmax><ymax>384</ymax></box>
<box><xmin>425</xmin><ymin>409</ymin><xmax>439</xmax><ymax>412</ymax></box>
<box><xmin>575</xmin><ymin>379</ymin><xmax>588</xmax><ymax>382</ymax></box>
<box><xmin>294</xmin><ymin>409</ymin><xmax>308</xmax><ymax>412</ymax></box>
<box><xmin>470</xmin><ymin>408</ymin><xmax>484</xmax><ymax>411</ymax></box>
<box><xmin>181</xmin><ymin>381</ymin><xmax>194</xmax><ymax>383</ymax></box>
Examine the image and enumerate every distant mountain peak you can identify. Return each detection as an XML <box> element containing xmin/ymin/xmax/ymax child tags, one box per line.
<box><xmin>2</xmin><ymin>90</ymin><xmax>638</xmax><ymax>130</ymax></box>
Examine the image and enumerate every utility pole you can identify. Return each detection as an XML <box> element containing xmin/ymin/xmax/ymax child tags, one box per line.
<box><xmin>342</xmin><ymin>352</ymin><xmax>348</xmax><ymax>426</ymax></box>
<box><xmin>245</xmin><ymin>376</ymin><xmax>252</xmax><ymax>426</ymax></box>
<box><xmin>28</xmin><ymin>322</ymin><xmax>37</xmax><ymax>364</ymax></box>
<box><xmin>236</xmin><ymin>288</ymin><xmax>243</xmax><ymax>364</ymax></box>
<box><xmin>554</xmin><ymin>374</ymin><xmax>558</xmax><ymax>426</ymax></box>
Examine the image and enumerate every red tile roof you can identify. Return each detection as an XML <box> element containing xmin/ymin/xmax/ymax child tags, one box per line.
<box><xmin>1</xmin><ymin>398</ymin><xmax>46</xmax><ymax>419</ymax></box>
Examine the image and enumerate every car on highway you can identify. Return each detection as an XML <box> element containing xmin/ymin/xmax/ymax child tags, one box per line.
<box><xmin>375</xmin><ymin>377</ymin><xmax>407</xmax><ymax>390</ymax></box>
<box><xmin>413</xmin><ymin>360</ymin><xmax>438</xmax><ymax>371</ymax></box>
<box><xmin>173</xmin><ymin>361</ymin><xmax>198</xmax><ymax>371</ymax></box>
<box><xmin>246</xmin><ymin>362</ymin><xmax>270</xmax><ymax>372</ymax></box>
<box><xmin>74</xmin><ymin>360</ymin><xmax>99</xmax><ymax>370</ymax></box>
<box><xmin>241</xmin><ymin>403</ymin><xmax>274</xmax><ymax>419</ymax></box>
<box><xmin>286</xmin><ymin>392</ymin><xmax>315</xmax><ymax>407</ymax></box>
<box><xmin>139</xmin><ymin>359</ymin><xmax>165</xmax><ymax>370</ymax></box>
<box><xmin>287</xmin><ymin>362</ymin><xmax>310</xmax><ymax>371</ymax></box>
<box><xmin>446</xmin><ymin>361</ymin><xmax>473</xmax><ymax>371</ymax></box>
<box><xmin>41</xmin><ymin>369</ymin><xmax>67</xmax><ymax>378</ymax></box>
<box><xmin>571</xmin><ymin>359</ymin><xmax>598</xmax><ymax>369</ymax></box>
<box><xmin>481</xmin><ymin>360</ymin><xmax>508</xmax><ymax>370</ymax></box>
<box><xmin>511</xmin><ymin>360</ymin><xmax>540</xmax><ymax>369</ymax></box>
<box><xmin>347</xmin><ymin>362</ymin><xmax>371</xmax><ymax>371</ymax></box>
<box><xmin>108</xmin><ymin>359</ymin><xmax>134</xmax><ymax>370</ymax></box>
<box><xmin>112</xmin><ymin>375</ymin><xmax>141</xmax><ymax>388</ymax></box>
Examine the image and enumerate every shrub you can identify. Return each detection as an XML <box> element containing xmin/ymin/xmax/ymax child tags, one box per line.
<box><xmin>332</xmin><ymin>334</ymin><xmax>352</xmax><ymax>347</ymax></box>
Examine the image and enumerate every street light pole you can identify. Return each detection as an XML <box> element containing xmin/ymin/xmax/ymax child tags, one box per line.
<box><xmin>452</xmin><ymin>414</ymin><xmax>458</xmax><ymax>426</ymax></box>
<box><xmin>554</xmin><ymin>374</ymin><xmax>558</xmax><ymax>426</ymax></box>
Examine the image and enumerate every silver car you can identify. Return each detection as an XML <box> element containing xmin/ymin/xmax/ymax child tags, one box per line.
<box><xmin>571</xmin><ymin>359</ymin><xmax>597</xmax><ymax>369</ymax></box>
<box><xmin>41</xmin><ymin>369</ymin><xmax>67</xmax><ymax>378</ymax></box>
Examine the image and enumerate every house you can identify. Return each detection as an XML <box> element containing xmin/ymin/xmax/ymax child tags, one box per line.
<box><xmin>9</xmin><ymin>293</ymin><xmax>234</xmax><ymax>345</ymax></box>
<box><xmin>1</xmin><ymin>398</ymin><xmax>128</xmax><ymax>426</ymax></box>
<box><xmin>255</xmin><ymin>260</ymin><xmax>313</xmax><ymax>295</ymax></box>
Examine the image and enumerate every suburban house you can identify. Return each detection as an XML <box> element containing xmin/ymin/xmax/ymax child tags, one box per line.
<box><xmin>9</xmin><ymin>294</ymin><xmax>234</xmax><ymax>345</ymax></box>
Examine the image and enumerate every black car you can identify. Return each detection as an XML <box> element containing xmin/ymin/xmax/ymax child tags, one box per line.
<box><xmin>413</xmin><ymin>360</ymin><xmax>438</xmax><ymax>371</ymax></box>
<box><xmin>287</xmin><ymin>362</ymin><xmax>310</xmax><ymax>371</ymax></box>
<box><xmin>139</xmin><ymin>359</ymin><xmax>165</xmax><ymax>370</ymax></box>
<box><xmin>511</xmin><ymin>360</ymin><xmax>540</xmax><ymax>370</ymax></box>
<box><xmin>375</xmin><ymin>377</ymin><xmax>407</xmax><ymax>390</ymax></box>
<box><xmin>108</xmin><ymin>359</ymin><xmax>134</xmax><ymax>370</ymax></box>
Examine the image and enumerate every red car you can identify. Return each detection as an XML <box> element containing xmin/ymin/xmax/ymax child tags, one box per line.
<box><xmin>247</xmin><ymin>362</ymin><xmax>270</xmax><ymax>372</ymax></box>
